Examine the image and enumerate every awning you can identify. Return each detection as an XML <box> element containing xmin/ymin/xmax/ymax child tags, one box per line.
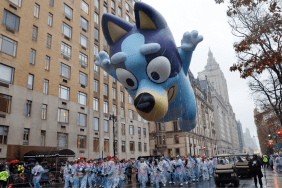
<box><xmin>24</xmin><ymin>149</ymin><xmax>75</xmax><ymax>158</ymax></box>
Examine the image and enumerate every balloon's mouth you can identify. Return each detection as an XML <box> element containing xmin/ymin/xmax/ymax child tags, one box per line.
<box><xmin>167</xmin><ymin>85</ymin><xmax>177</xmax><ymax>103</ymax></box>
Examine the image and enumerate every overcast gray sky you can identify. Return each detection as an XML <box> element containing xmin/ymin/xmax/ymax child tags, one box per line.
<box><xmin>142</xmin><ymin>0</ymin><xmax>260</xmax><ymax>150</ymax></box>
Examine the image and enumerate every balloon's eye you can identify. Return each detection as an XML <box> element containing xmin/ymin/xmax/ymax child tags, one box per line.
<box><xmin>147</xmin><ymin>56</ymin><xmax>171</xmax><ymax>84</ymax></box>
<box><xmin>116</xmin><ymin>69</ymin><xmax>138</xmax><ymax>90</ymax></box>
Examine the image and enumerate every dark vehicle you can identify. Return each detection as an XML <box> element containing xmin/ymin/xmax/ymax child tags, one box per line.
<box><xmin>214</xmin><ymin>154</ymin><xmax>239</xmax><ymax>187</ymax></box>
<box><xmin>235</xmin><ymin>153</ymin><xmax>251</xmax><ymax>178</ymax></box>
<box><xmin>137</xmin><ymin>155</ymin><xmax>162</xmax><ymax>161</ymax></box>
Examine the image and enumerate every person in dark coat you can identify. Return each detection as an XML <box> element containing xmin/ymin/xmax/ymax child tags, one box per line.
<box><xmin>248</xmin><ymin>154</ymin><xmax>263</xmax><ymax>187</ymax></box>
<box><xmin>125</xmin><ymin>161</ymin><xmax>133</xmax><ymax>182</ymax></box>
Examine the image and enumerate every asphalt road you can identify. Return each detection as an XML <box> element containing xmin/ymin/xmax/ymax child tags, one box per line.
<box><xmin>123</xmin><ymin>167</ymin><xmax>282</xmax><ymax>188</ymax></box>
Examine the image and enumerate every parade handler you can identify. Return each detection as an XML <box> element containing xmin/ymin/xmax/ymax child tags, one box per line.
<box><xmin>76</xmin><ymin>157</ymin><xmax>90</xmax><ymax>188</ymax></box>
<box><xmin>31</xmin><ymin>161</ymin><xmax>44</xmax><ymax>188</ymax></box>
<box><xmin>138</xmin><ymin>158</ymin><xmax>150</xmax><ymax>188</ymax></box>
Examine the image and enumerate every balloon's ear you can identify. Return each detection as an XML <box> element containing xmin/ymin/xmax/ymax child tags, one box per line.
<box><xmin>134</xmin><ymin>2</ymin><xmax>167</xmax><ymax>30</ymax></box>
<box><xmin>102</xmin><ymin>13</ymin><xmax>134</xmax><ymax>45</ymax></box>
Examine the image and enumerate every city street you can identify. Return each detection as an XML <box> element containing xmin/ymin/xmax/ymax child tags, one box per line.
<box><xmin>122</xmin><ymin>168</ymin><xmax>282</xmax><ymax>188</ymax></box>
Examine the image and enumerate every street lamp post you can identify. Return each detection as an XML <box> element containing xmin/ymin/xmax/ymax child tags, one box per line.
<box><xmin>109</xmin><ymin>114</ymin><xmax>117</xmax><ymax>158</ymax></box>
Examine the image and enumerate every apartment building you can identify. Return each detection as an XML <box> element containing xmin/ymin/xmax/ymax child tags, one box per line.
<box><xmin>0</xmin><ymin>0</ymin><xmax>149</xmax><ymax>161</ymax></box>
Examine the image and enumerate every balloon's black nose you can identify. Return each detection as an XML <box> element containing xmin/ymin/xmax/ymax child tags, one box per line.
<box><xmin>134</xmin><ymin>93</ymin><xmax>155</xmax><ymax>113</ymax></box>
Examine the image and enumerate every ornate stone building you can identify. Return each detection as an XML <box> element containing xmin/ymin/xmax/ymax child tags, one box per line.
<box><xmin>149</xmin><ymin>71</ymin><xmax>217</xmax><ymax>157</ymax></box>
<box><xmin>198</xmin><ymin>49</ymin><xmax>240</xmax><ymax>154</ymax></box>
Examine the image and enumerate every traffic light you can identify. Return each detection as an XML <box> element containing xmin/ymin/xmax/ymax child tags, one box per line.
<box><xmin>203</xmin><ymin>146</ymin><xmax>206</xmax><ymax>149</ymax></box>
<box><xmin>277</xmin><ymin>131</ymin><xmax>282</xmax><ymax>136</ymax></box>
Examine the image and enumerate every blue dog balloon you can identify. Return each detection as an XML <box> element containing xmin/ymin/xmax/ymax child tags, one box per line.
<box><xmin>95</xmin><ymin>2</ymin><xmax>203</xmax><ymax>132</ymax></box>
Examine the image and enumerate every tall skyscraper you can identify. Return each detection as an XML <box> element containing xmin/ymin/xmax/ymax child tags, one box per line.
<box><xmin>198</xmin><ymin>49</ymin><xmax>230</xmax><ymax>104</ymax></box>
<box><xmin>0</xmin><ymin>0</ymin><xmax>149</xmax><ymax>161</ymax></box>
<box><xmin>236</xmin><ymin>120</ymin><xmax>245</xmax><ymax>153</ymax></box>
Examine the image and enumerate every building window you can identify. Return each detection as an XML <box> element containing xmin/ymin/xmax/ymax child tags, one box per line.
<box><xmin>161</xmin><ymin>123</ymin><xmax>165</xmax><ymax>131</ymax></box>
<box><xmin>81</xmin><ymin>1</ymin><xmax>89</xmax><ymax>14</ymax></box>
<box><xmin>49</xmin><ymin>0</ymin><xmax>54</xmax><ymax>6</ymax></box>
<box><xmin>40</xmin><ymin>130</ymin><xmax>46</xmax><ymax>146</ymax></box>
<box><xmin>94</xmin><ymin>28</ymin><xmax>99</xmax><ymax>41</ymax></box>
<box><xmin>2</xmin><ymin>10</ymin><xmax>20</xmax><ymax>31</ymax></box>
<box><xmin>104</xmin><ymin>71</ymin><xmax>108</xmax><ymax>79</ymax></box>
<box><xmin>112</xmin><ymin>88</ymin><xmax>116</xmax><ymax>99</ymax></box>
<box><xmin>120</xmin><ymin>91</ymin><xmax>124</xmax><ymax>102</ymax></box>
<box><xmin>122</xmin><ymin>141</ymin><xmax>125</xmax><ymax>152</ymax></box>
<box><xmin>48</xmin><ymin>13</ymin><xmax>53</xmax><ymax>26</ymax></box>
<box><xmin>62</xmin><ymin>22</ymin><xmax>72</xmax><ymax>38</ymax></box>
<box><xmin>163</xmin><ymin>135</ymin><xmax>166</xmax><ymax>145</ymax></box>
<box><xmin>168</xmin><ymin>149</ymin><xmax>172</xmax><ymax>156</ymax></box>
<box><xmin>112</xmin><ymin>77</ymin><xmax>116</xmax><ymax>83</ymax></box>
<box><xmin>79</xmin><ymin>71</ymin><xmax>87</xmax><ymax>86</ymax></box>
<box><xmin>93</xmin><ymin>138</ymin><xmax>99</xmax><ymax>152</ymax></box>
<box><xmin>0</xmin><ymin>126</ymin><xmax>8</xmax><ymax>144</ymax></box>
<box><xmin>78</xmin><ymin>92</ymin><xmax>87</xmax><ymax>105</ymax></box>
<box><xmin>80</xmin><ymin>17</ymin><xmax>88</xmax><ymax>31</ymax></box>
<box><xmin>0</xmin><ymin>35</ymin><xmax>17</xmax><ymax>57</ymax></box>
<box><xmin>93</xmin><ymin>98</ymin><xmax>99</xmax><ymax>111</ymax></box>
<box><xmin>94</xmin><ymin>12</ymin><xmax>99</xmax><ymax>24</ymax></box>
<box><xmin>104</xmin><ymin>6</ymin><xmax>107</xmax><ymax>14</ymax></box>
<box><xmin>94</xmin><ymin>44</ymin><xmax>99</xmax><ymax>56</ymax></box>
<box><xmin>118</xmin><ymin>7</ymin><xmax>121</xmax><ymax>17</ymax></box>
<box><xmin>138</xmin><ymin>127</ymin><xmax>141</xmax><ymax>136</ymax></box>
<box><xmin>125</xmin><ymin>2</ymin><xmax>129</xmax><ymax>11</ymax></box>
<box><xmin>175</xmin><ymin>135</ymin><xmax>179</xmax><ymax>144</ymax></box>
<box><xmin>43</xmin><ymin>79</ymin><xmax>48</xmax><ymax>94</ymax></box>
<box><xmin>129</xmin><ymin>95</ymin><xmax>133</xmax><ymax>104</ymax></box>
<box><xmin>58</xmin><ymin>108</ymin><xmax>69</xmax><ymax>123</ymax></box>
<box><xmin>94</xmin><ymin>80</ymin><xmax>99</xmax><ymax>92</ymax></box>
<box><xmin>63</xmin><ymin>4</ymin><xmax>73</xmax><ymax>19</ymax></box>
<box><xmin>121</xmin><ymin>124</ymin><xmax>125</xmax><ymax>135</ymax></box>
<box><xmin>111</xmin><ymin>0</ymin><xmax>115</xmax><ymax>9</ymax></box>
<box><xmin>30</xmin><ymin>49</ymin><xmax>36</xmax><ymax>64</ymax></box>
<box><xmin>27</xmin><ymin>74</ymin><xmax>34</xmax><ymax>90</ymax></box>
<box><xmin>59</xmin><ymin>85</ymin><xmax>69</xmax><ymax>100</ymax></box>
<box><xmin>61</xmin><ymin>42</ymin><xmax>71</xmax><ymax>58</ymax></box>
<box><xmin>159</xmin><ymin>136</ymin><xmax>162</xmax><ymax>145</ymax></box>
<box><xmin>144</xmin><ymin>143</ymin><xmax>147</xmax><ymax>152</ymax></box>
<box><xmin>57</xmin><ymin>133</ymin><xmax>68</xmax><ymax>148</ymax></box>
<box><xmin>47</xmin><ymin>34</ymin><xmax>52</xmax><ymax>48</ymax></box>
<box><xmin>121</xmin><ymin>107</ymin><xmax>124</xmax><ymax>118</ymax></box>
<box><xmin>104</xmin><ymin>139</ymin><xmax>109</xmax><ymax>152</ymax></box>
<box><xmin>42</xmin><ymin>104</ymin><xmax>47</xmax><ymax>120</ymax></box>
<box><xmin>0</xmin><ymin>64</ymin><xmax>14</xmax><ymax>84</ymax></box>
<box><xmin>104</xmin><ymin>0</ymin><xmax>107</xmax><ymax>4</ymax></box>
<box><xmin>138</xmin><ymin>142</ymin><xmax>141</xmax><ymax>152</ymax></box>
<box><xmin>23</xmin><ymin>128</ymin><xmax>29</xmax><ymax>145</ymax></box>
<box><xmin>103</xmin><ymin>84</ymin><xmax>108</xmax><ymax>96</ymax></box>
<box><xmin>94</xmin><ymin>64</ymin><xmax>99</xmax><ymax>74</ymax></box>
<box><xmin>112</xmin><ymin>105</ymin><xmax>117</xmax><ymax>116</ymax></box>
<box><xmin>129</xmin><ymin>125</ymin><xmax>134</xmax><ymax>135</ymax></box>
<box><xmin>25</xmin><ymin>100</ymin><xmax>32</xmax><ymax>117</ymax></box>
<box><xmin>103</xmin><ymin>36</ymin><xmax>107</xmax><ymax>46</ymax></box>
<box><xmin>126</xmin><ymin>14</ymin><xmax>129</xmax><ymax>22</ymax></box>
<box><xmin>45</xmin><ymin>56</ymin><xmax>50</xmax><ymax>71</ymax></box>
<box><xmin>32</xmin><ymin>26</ymin><xmax>38</xmax><ymax>41</ymax></box>
<box><xmin>34</xmin><ymin>4</ymin><xmax>40</xmax><ymax>18</ymax></box>
<box><xmin>103</xmin><ymin>101</ymin><xmax>108</xmax><ymax>114</ymax></box>
<box><xmin>130</xmin><ymin>141</ymin><xmax>135</xmax><ymax>151</ymax></box>
<box><xmin>114</xmin><ymin>140</ymin><xmax>118</xmax><ymax>153</ymax></box>
<box><xmin>129</xmin><ymin>110</ymin><xmax>133</xmax><ymax>119</ymax></box>
<box><xmin>9</xmin><ymin>0</ymin><xmax>21</xmax><ymax>7</ymax></box>
<box><xmin>93</xmin><ymin>117</ymin><xmax>99</xmax><ymax>131</ymax></box>
<box><xmin>77</xmin><ymin>135</ymin><xmax>86</xmax><ymax>149</ymax></box>
<box><xmin>80</xmin><ymin>34</ymin><xmax>88</xmax><ymax>48</ymax></box>
<box><xmin>79</xmin><ymin>52</ymin><xmax>88</xmax><ymax>67</ymax></box>
<box><xmin>173</xmin><ymin>121</ymin><xmax>178</xmax><ymax>131</ymax></box>
<box><xmin>143</xmin><ymin>128</ymin><xmax>146</xmax><ymax>138</ymax></box>
<box><xmin>77</xmin><ymin>113</ymin><xmax>87</xmax><ymax>126</ymax></box>
<box><xmin>0</xmin><ymin>94</ymin><xmax>11</xmax><ymax>113</ymax></box>
<box><xmin>138</xmin><ymin>114</ymin><xmax>142</xmax><ymax>121</ymax></box>
<box><xmin>175</xmin><ymin>148</ymin><xmax>180</xmax><ymax>155</ymax></box>
<box><xmin>95</xmin><ymin>0</ymin><xmax>99</xmax><ymax>9</ymax></box>
<box><xmin>60</xmin><ymin>63</ymin><xmax>70</xmax><ymax>79</ymax></box>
